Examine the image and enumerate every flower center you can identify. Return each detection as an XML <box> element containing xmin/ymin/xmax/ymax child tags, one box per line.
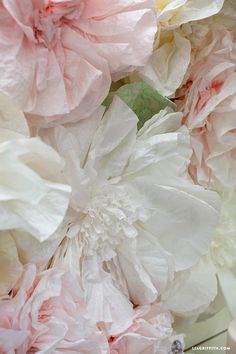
<box><xmin>77</xmin><ymin>187</ymin><xmax>146</xmax><ymax>261</ymax></box>
<box><xmin>32</xmin><ymin>0</ymin><xmax>84</xmax><ymax>47</ymax></box>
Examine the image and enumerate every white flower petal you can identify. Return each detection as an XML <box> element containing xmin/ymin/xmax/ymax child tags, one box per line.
<box><xmin>162</xmin><ymin>258</ymin><xmax>217</xmax><ymax>318</ymax></box>
<box><xmin>82</xmin><ymin>256</ymin><xmax>134</xmax><ymax>336</ymax></box>
<box><xmin>0</xmin><ymin>97</ymin><xmax>71</xmax><ymax>241</ymax></box>
<box><xmin>157</xmin><ymin>0</ymin><xmax>224</xmax><ymax>29</ymax></box>
<box><xmin>127</xmin><ymin>177</ymin><xmax>220</xmax><ymax>271</ymax></box>
<box><xmin>140</xmin><ymin>31</ymin><xmax>191</xmax><ymax>97</ymax></box>
<box><xmin>87</xmin><ymin>96</ymin><xmax>138</xmax><ymax>182</ymax></box>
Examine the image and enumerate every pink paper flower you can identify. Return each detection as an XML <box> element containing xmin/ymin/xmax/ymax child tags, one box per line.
<box><xmin>109</xmin><ymin>303</ymin><xmax>184</xmax><ymax>354</ymax></box>
<box><xmin>177</xmin><ymin>23</ymin><xmax>236</xmax><ymax>190</ymax></box>
<box><xmin>0</xmin><ymin>264</ymin><xmax>108</xmax><ymax>353</ymax></box>
<box><xmin>0</xmin><ymin>0</ymin><xmax>156</xmax><ymax>123</ymax></box>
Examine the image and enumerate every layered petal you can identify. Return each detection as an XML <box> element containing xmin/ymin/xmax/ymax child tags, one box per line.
<box><xmin>109</xmin><ymin>303</ymin><xmax>184</xmax><ymax>354</ymax></box>
<box><xmin>0</xmin><ymin>0</ymin><xmax>156</xmax><ymax>122</ymax></box>
<box><xmin>42</xmin><ymin>97</ymin><xmax>220</xmax><ymax>321</ymax></box>
<box><xmin>0</xmin><ymin>264</ymin><xmax>108</xmax><ymax>353</ymax></box>
<box><xmin>139</xmin><ymin>31</ymin><xmax>191</xmax><ymax>97</ymax></box>
<box><xmin>177</xmin><ymin>23</ymin><xmax>236</xmax><ymax>190</ymax></box>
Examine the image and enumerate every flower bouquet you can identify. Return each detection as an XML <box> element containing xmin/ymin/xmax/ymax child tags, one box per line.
<box><xmin>0</xmin><ymin>0</ymin><xmax>236</xmax><ymax>353</ymax></box>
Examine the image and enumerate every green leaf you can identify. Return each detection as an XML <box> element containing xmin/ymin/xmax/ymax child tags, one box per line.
<box><xmin>103</xmin><ymin>81</ymin><xmax>176</xmax><ymax>129</ymax></box>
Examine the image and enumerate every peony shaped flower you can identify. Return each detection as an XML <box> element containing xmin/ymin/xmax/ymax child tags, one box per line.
<box><xmin>0</xmin><ymin>0</ymin><xmax>156</xmax><ymax>123</ymax></box>
<box><xmin>40</xmin><ymin>96</ymin><xmax>220</xmax><ymax>326</ymax></box>
<box><xmin>0</xmin><ymin>93</ymin><xmax>71</xmax><ymax>240</ymax></box>
<box><xmin>0</xmin><ymin>93</ymin><xmax>71</xmax><ymax>295</ymax></box>
<box><xmin>0</xmin><ymin>264</ymin><xmax>108</xmax><ymax>353</ymax></box>
<box><xmin>176</xmin><ymin>24</ymin><xmax>236</xmax><ymax>190</ymax></box>
<box><xmin>109</xmin><ymin>303</ymin><xmax>184</xmax><ymax>354</ymax></box>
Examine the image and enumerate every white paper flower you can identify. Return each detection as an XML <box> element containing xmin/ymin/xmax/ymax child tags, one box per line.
<box><xmin>138</xmin><ymin>0</ymin><xmax>224</xmax><ymax>98</ymax></box>
<box><xmin>41</xmin><ymin>97</ymin><xmax>220</xmax><ymax>329</ymax></box>
<box><xmin>0</xmin><ymin>93</ymin><xmax>71</xmax><ymax>241</ymax></box>
<box><xmin>0</xmin><ymin>93</ymin><xmax>71</xmax><ymax>295</ymax></box>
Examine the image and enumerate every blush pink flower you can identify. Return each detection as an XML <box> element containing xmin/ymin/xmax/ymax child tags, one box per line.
<box><xmin>109</xmin><ymin>303</ymin><xmax>184</xmax><ymax>354</ymax></box>
<box><xmin>0</xmin><ymin>264</ymin><xmax>108</xmax><ymax>353</ymax></box>
<box><xmin>0</xmin><ymin>0</ymin><xmax>156</xmax><ymax>123</ymax></box>
<box><xmin>177</xmin><ymin>24</ymin><xmax>236</xmax><ymax>190</ymax></box>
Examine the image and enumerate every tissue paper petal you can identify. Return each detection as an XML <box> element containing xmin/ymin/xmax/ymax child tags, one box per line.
<box><xmin>0</xmin><ymin>0</ymin><xmax>156</xmax><ymax>121</ymax></box>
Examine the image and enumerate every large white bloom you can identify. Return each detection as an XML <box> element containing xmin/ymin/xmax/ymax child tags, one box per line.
<box><xmin>41</xmin><ymin>97</ymin><xmax>220</xmax><ymax>330</ymax></box>
<box><xmin>0</xmin><ymin>93</ymin><xmax>71</xmax><ymax>240</ymax></box>
<box><xmin>0</xmin><ymin>93</ymin><xmax>71</xmax><ymax>294</ymax></box>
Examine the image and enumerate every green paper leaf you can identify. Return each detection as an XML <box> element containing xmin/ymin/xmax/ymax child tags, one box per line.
<box><xmin>103</xmin><ymin>81</ymin><xmax>176</xmax><ymax>129</ymax></box>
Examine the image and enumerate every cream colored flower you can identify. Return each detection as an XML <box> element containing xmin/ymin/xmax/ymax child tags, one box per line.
<box><xmin>155</xmin><ymin>0</ymin><xmax>224</xmax><ymax>30</ymax></box>
<box><xmin>138</xmin><ymin>0</ymin><xmax>224</xmax><ymax>98</ymax></box>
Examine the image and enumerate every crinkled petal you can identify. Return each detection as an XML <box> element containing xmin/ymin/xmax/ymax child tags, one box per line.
<box><xmin>82</xmin><ymin>255</ymin><xmax>134</xmax><ymax>336</ymax></box>
<box><xmin>140</xmin><ymin>31</ymin><xmax>191</xmax><ymax>97</ymax></box>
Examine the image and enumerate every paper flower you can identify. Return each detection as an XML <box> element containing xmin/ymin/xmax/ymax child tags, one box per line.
<box><xmin>0</xmin><ymin>93</ymin><xmax>71</xmax><ymax>296</ymax></box>
<box><xmin>137</xmin><ymin>0</ymin><xmax>224</xmax><ymax>98</ymax></box>
<box><xmin>0</xmin><ymin>0</ymin><xmax>156</xmax><ymax>123</ymax></box>
<box><xmin>40</xmin><ymin>96</ymin><xmax>220</xmax><ymax>327</ymax></box>
<box><xmin>0</xmin><ymin>93</ymin><xmax>71</xmax><ymax>240</ymax></box>
<box><xmin>155</xmin><ymin>0</ymin><xmax>224</xmax><ymax>30</ymax></box>
<box><xmin>177</xmin><ymin>24</ymin><xmax>236</xmax><ymax>190</ymax></box>
<box><xmin>0</xmin><ymin>264</ymin><xmax>108</xmax><ymax>353</ymax></box>
<box><xmin>109</xmin><ymin>303</ymin><xmax>184</xmax><ymax>354</ymax></box>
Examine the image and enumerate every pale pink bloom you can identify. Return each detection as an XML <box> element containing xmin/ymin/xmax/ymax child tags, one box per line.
<box><xmin>177</xmin><ymin>24</ymin><xmax>236</xmax><ymax>190</ymax></box>
<box><xmin>0</xmin><ymin>0</ymin><xmax>156</xmax><ymax>123</ymax></box>
<box><xmin>0</xmin><ymin>264</ymin><xmax>108</xmax><ymax>353</ymax></box>
<box><xmin>109</xmin><ymin>303</ymin><xmax>184</xmax><ymax>354</ymax></box>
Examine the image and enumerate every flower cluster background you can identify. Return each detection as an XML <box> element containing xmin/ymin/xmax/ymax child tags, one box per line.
<box><xmin>0</xmin><ymin>0</ymin><xmax>236</xmax><ymax>353</ymax></box>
